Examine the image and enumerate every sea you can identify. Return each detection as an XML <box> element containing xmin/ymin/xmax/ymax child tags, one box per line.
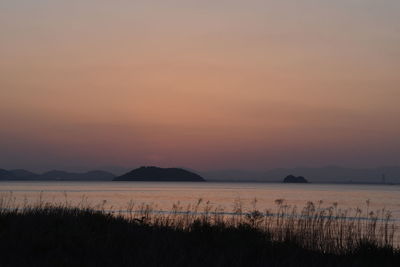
<box><xmin>0</xmin><ymin>181</ymin><xmax>399</xmax><ymax>221</ymax></box>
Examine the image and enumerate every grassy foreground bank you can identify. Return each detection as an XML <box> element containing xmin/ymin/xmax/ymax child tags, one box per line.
<box><xmin>0</xmin><ymin>201</ymin><xmax>399</xmax><ymax>267</ymax></box>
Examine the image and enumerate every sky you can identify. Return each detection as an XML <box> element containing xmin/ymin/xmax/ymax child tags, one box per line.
<box><xmin>1</xmin><ymin>0</ymin><xmax>399</xmax><ymax>172</ymax></box>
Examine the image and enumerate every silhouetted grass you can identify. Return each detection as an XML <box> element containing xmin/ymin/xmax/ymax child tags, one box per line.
<box><xmin>0</xmin><ymin>194</ymin><xmax>399</xmax><ymax>266</ymax></box>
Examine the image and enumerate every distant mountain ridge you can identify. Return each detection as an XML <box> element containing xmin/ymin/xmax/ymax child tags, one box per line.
<box><xmin>8</xmin><ymin>169</ymin><xmax>39</xmax><ymax>179</ymax></box>
<box><xmin>0</xmin><ymin>169</ymin><xmax>115</xmax><ymax>181</ymax></box>
<box><xmin>114</xmin><ymin>166</ymin><xmax>205</xmax><ymax>182</ymax></box>
<box><xmin>1</xmin><ymin>166</ymin><xmax>400</xmax><ymax>184</ymax></box>
<box><xmin>0</xmin><ymin>169</ymin><xmax>12</xmax><ymax>179</ymax></box>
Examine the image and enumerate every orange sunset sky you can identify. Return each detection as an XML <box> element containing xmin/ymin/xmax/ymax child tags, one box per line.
<box><xmin>1</xmin><ymin>1</ymin><xmax>399</xmax><ymax>171</ymax></box>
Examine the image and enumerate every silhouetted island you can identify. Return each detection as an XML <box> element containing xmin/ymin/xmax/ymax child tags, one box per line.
<box><xmin>283</xmin><ymin>175</ymin><xmax>308</xmax><ymax>183</ymax></box>
<box><xmin>114</xmin><ymin>166</ymin><xmax>205</xmax><ymax>182</ymax></box>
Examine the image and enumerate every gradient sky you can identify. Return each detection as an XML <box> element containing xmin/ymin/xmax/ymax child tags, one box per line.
<box><xmin>1</xmin><ymin>0</ymin><xmax>399</xmax><ymax>172</ymax></box>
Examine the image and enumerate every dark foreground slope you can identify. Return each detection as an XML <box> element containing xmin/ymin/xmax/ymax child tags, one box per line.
<box><xmin>0</xmin><ymin>208</ymin><xmax>398</xmax><ymax>267</ymax></box>
<box><xmin>114</xmin><ymin>166</ymin><xmax>205</xmax><ymax>181</ymax></box>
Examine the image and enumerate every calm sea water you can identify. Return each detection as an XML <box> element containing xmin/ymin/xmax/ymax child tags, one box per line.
<box><xmin>1</xmin><ymin>181</ymin><xmax>399</xmax><ymax>221</ymax></box>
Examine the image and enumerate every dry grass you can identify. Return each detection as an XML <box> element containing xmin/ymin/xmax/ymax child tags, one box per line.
<box><xmin>1</xmin><ymin>192</ymin><xmax>397</xmax><ymax>254</ymax></box>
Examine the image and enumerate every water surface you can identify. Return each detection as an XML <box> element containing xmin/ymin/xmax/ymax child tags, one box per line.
<box><xmin>1</xmin><ymin>181</ymin><xmax>399</xmax><ymax>220</ymax></box>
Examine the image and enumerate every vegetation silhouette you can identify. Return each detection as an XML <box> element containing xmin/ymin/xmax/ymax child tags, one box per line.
<box><xmin>0</xmin><ymin>195</ymin><xmax>398</xmax><ymax>266</ymax></box>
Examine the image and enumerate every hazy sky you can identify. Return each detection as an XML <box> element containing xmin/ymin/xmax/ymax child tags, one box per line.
<box><xmin>1</xmin><ymin>1</ymin><xmax>399</xmax><ymax>171</ymax></box>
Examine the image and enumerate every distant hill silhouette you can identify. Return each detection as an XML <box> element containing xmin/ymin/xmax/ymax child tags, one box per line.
<box><xmin>283</xmin><ymin>175</ymin><xmax>308</xmax><ymax>183</ymax></box>
<box><xmin>9</xmin><ymin>169</ymin><xmax>39</xmax><ymax>179</ymax></box>
<box><xmin>0</xmin><ymin>169</ymin><xmax>14</xmax><ymax>180</ymax></box>
<box><xmin>114</xmin><ymin>166</ymin><xmax>205</xmax><ymax>182</ymax></box>
<box><xmin>41</xmin><ymin>170</ymin><xmax>115</xmax><ymax>180</ymax></box>
<box><xmin>0</xmin><ymin>169</ymin><xmax>115</xmax><ymax>181</ymax></box>
<box><xmin>2</xmin><ymin>166</ymin><xmax>400</xmax><ymax>184</ymax></box>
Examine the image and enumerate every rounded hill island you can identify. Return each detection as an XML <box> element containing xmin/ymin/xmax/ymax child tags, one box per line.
<box><xmin>114</xmin><ymin>166</ymin><xmax>205</xmax><ymax>182</ymax></box>
<box><xmin>283</xmin><ymin>175</ymin><xmax>309</xmax><ymax>183</ymax></box>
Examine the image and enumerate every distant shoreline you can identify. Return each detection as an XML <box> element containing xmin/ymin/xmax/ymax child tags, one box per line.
<box><xmin>2</xmin><ymin>166</ymin><xmax>400</xmax><ymax>184</ymax></box>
